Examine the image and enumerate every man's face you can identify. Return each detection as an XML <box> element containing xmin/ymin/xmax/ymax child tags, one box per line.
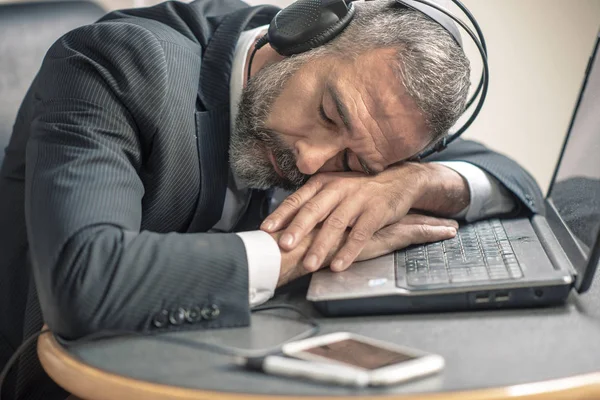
<box><xmin>230</xmin><ymin>47</ymin><xmax>430</xmax><ymax>191</ymax></box>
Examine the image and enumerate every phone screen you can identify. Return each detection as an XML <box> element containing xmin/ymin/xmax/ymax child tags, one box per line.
<box><xmin>298</xmin><ymin>338</ymin><xmax>417</xmax><ymax>370</ymax></box>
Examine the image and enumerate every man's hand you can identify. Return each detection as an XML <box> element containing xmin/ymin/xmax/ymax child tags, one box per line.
<box><xmin>274</xmin><ymin>213</ymin><xmax>458</xmax><ymax>286</ymax></box>
<box><xmin>358</xmin><ymin>213</ymin><xmax>458</xmax><ymax>263</ymax></box>
<box><xmin>262</xmin><ymin>162</ymin><xmax>469</xmax><ymax>273</ymax></box>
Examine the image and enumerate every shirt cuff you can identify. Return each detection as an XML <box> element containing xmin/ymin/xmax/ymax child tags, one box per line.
<box><xmin>236</xmin><ymin>230</ymin><xmax>281</xmax><ymax>308</ymax></box>
<box><xmin>434</xmin><ymin>161</ymin><xmax>516</xmax><ymax>222</ymax></box>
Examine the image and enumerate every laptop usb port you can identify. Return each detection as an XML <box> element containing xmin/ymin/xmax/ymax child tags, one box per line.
<box><xmin>475</xmin><ymin>293</ymin><xmax>490</xmax><ymax>303</ymax></box>
<box><xmin>495</xmin><ymin>292</ymin><xmax>510</xmax><ymax>302</ymax></box>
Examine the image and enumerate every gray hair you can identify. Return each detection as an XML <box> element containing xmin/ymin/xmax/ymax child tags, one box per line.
<box><xmin>295</xmin><ymin>0</ymin><xmax>472</xmax><ymax>142</ymax></box>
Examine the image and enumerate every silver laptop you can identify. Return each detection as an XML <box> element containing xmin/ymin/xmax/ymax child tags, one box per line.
<box><xmin>307</xmin><ymin>32</ymin><xmax>600</xmax><ymax>315</ymax></box>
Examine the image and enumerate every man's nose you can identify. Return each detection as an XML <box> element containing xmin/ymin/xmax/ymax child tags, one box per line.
<box><xmin>294</xmin><ymin>140</ymin><xmax>341</xmax><ymax>176</ymax></box>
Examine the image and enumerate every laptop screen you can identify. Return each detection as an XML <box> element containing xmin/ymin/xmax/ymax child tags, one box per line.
<box><xmin>548</xmin><ymin>35</ymin><xmax>600</xmax><ymax>265</ymax></box>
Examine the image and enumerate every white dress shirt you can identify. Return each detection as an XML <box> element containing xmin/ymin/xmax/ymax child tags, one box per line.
<box><xmin>222</xmin><ymin>25</ymin><xmax>516</xmax><ymax>308</ymax></box>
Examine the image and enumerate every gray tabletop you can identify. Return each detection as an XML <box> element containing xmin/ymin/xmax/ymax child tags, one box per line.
<box><xmin>63</xmin><ymin>270</ymin><xmax>600</xmax><ymax>397</ymax></box>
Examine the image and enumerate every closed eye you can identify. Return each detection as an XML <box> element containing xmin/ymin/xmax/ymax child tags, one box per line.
<box><xmin>318</xmin><ymin>103</ymin><xmax>335</xmax><ymax>125</ymax></box>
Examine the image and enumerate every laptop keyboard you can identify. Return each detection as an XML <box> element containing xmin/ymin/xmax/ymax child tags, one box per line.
<box><xmin>399</xmin><ymin>219</ymin><xmax>523</xmax><ymax>287</ymax></box>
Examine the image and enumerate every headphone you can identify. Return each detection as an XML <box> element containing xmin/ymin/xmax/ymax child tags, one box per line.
<box><xmin>248</xmin><ymin>0</ymin><xmax>488</xmax><ymax>160</ymax></box>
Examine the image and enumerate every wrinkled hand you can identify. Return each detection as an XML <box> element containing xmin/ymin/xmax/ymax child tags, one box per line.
<box><xmin>261</xmin><ymin>162</ymin><xmax>466</xmax><ymax>272</ymax></box>
<box><xmin>273</xmin><ymin>213</ymin><xmax>458</xmax><ymax>286</ymax></box>
<box><xmin>357</xmin><ymin>213</ymin><xmax>458</xmax><ymax>264</ymax></box>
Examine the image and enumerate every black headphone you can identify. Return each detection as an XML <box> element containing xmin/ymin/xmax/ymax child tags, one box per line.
<box><xmin>249</xmin><ymin>0</ymin><xmax>488</xmax><ymax>160</ymax></box>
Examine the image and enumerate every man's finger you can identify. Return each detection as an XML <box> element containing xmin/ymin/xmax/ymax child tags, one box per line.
<box><xmin>377</xmin><ymin>222</ymin><xmax>458</xmax><ymax>250</ymax></box>
<box><xmin>277</xmin><ymin>188</ymin><xmax>343</xmax><ymax>250</ymax></box>
<box><xmin>398</xmin><ymin>214</ymin><xmax>459</xmax><ymax>229</ymax></box>
<box><xmin>330</xmin><ymin>211</ymin><xmax>386</xmax><ymax>272</ymax></box>
<box><xmin>402</xmin><ymin>223</ymin><xmax>458</xmax><ymax>247</ymax></box>
<box><xmin>260</xmin><ymin>176</ymin><xmax>326</xmax><ymax>233</ymax></box>
<box><xmin>364</xmin><ymin>223</ymin><xmax>457</xmax><ymax>262</ymax></box>
<box><xmin>302</xmin><ymin>200</ymin><xmax>363</xmax><ymax>272</ymax></box>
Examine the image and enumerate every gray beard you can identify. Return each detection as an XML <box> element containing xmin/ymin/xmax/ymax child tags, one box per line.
<box><xmin>229</xmin><ymin>56</ymin><xmax>310</xmax><ymax>191</ymax></box>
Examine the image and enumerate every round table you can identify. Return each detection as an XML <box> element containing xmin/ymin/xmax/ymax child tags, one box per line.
<box><xmin>38</xmin><ymin>271</ymin><xmax>600</xmax><ymax>400</ymax></box>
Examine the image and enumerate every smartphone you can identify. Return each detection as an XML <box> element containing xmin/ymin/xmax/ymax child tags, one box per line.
<box><xmin>280</xmin><ymin>332</ymin><xmax>444</xmax><ymax>386</ymax></box>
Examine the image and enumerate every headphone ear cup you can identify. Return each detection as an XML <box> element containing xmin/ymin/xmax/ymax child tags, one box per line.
<box><xmin>266</xmin><ymin>0</ymin><xmax>355</xmax><ymax>56</ymax></box>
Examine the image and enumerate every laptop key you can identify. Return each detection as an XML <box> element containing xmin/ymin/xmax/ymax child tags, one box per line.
<box><xmin>447</xmin><ymin>267</ymin><xmax>471</xmax><ymax>274</ymax></box>
<box><xmin>429</xmin><ymin>263</ymin><xmax>447</xmax><ymax>271</ymax></box>
<box><xmin>428</xmin><ymin>271</ymin><xmax>443</xmax><ymax>277</ymax></box>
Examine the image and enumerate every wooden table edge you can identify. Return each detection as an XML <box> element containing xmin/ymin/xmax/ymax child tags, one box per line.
<box><xmin>38</xmin><ymin>330</ymin><xmax>600</xmax><ymax>400</ymax></box>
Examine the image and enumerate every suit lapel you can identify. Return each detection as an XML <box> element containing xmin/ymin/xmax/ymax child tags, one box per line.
<box><xmin>186</xmin><ymin>5</ymin><xmax>279</xmax><ymax>233</ymax></box>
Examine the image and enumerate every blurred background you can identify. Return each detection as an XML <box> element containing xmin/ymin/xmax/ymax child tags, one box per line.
<box><xmin>1</xmin><ymin>0</ymin><xmax>599</xmax><ymax>193</ymax></box>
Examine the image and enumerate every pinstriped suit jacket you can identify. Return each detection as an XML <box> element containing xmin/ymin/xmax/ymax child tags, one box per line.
<box><xmin>0</xmin><ymin>0</ymin><xmax>543</xmax><ymax>397</ymax></box>
<box><xmin>17</xmin><ymin>0</ymin><xmax>280</xmax><ymax>340</ymax></box>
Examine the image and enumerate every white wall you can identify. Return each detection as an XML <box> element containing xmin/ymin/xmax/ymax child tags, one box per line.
<box><xmin>243</xmin><ymin>0</ymin><xmax>600</xmax><ymax>193</ymax></box>
<box><xmin>456</xmin><ymin>0</ymin><xmax>599</xmax><ymax>193</ymax></box>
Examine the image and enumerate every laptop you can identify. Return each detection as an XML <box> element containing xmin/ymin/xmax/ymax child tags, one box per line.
<box><xmin>306</xmin><ymin>32</ymin><xmax>600</xmax><ymax>316</ymax></box>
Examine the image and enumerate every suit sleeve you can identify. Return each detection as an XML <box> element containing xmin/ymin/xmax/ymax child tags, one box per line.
<box><xmin>424</xmin><ymin>139</ymin><xmax>544</xmax><ymax>217</ymax></box>
<box><xmin>25</xmin><ymin>21</ymin><xmax>250</xmax><ymax>340</ymax></box>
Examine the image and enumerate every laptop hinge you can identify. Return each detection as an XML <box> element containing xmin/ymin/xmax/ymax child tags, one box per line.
<box><xmin>531</xmin><ymin>215</ymin><xmax>577</xmax><ymax>279</ymax></box>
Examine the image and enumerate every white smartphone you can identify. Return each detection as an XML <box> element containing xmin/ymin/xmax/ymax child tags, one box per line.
<box><xmin>280</xmin><ymin>332</ymin><xmax>444</xmax><ymax>386</ymax></box>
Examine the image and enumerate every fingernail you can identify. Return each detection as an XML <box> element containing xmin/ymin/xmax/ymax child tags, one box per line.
<box><xmin>261</xmin><ymin>220</ymin><xmax>274</xmax><ymax>231</ymax></box>
<box><xmin>304</xmin><ymin>254</ymin><xmax>318</xmax><ymax>271</ymax></box>
<box><xmin>445</xmin><ymin>227</ymin><xmax>457</xmax><ymax>235</ymax></box>
<box><xmin>280</xmin><ymin>233</ymin><xmax>294</xmax><ymax>247</ymax></box>
<box><xmin>331</xmin><ymin>259</ymin><xmax>344</xmax><ymax>271</ymax></box>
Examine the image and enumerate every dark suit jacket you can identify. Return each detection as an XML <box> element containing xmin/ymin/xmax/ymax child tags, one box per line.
<box><xmin>0</xmin><ymin>0</ymin><xmax>543</xmax><ymax>397</ymax></box>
